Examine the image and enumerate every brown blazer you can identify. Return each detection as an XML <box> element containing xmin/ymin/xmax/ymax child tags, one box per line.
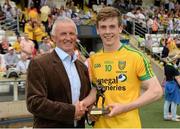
<box><xmin>26</xmin><ymin>50</ymin><xmax>91</xmax><ymax>128</ymax></box>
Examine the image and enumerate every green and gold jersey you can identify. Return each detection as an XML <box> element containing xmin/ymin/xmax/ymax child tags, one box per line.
<box><xmin>89</xmin><ymin>44</ymin><xmax>155</xmax><ymax>128</ymax></box>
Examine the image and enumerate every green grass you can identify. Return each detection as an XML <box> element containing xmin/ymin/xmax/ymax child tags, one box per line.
<box><xmin>86</xmin><ymin>97</ymin><xmax>180</xmax><ymax>128</ymax></box>
<box><xmin>140</xmin><ymin>97</ymin><xmax>180</xmax><ymax>128</ymax></box>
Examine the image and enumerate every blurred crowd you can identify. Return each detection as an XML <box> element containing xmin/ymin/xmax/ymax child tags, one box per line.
<box><xmin>122</xmin><ymin>0</ymin><xmax>180</xmax><ymax>34</ymax></box>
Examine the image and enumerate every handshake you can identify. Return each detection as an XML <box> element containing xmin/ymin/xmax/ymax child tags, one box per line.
<box><xmin>74</xmin><ymin>101</ymin><xmax>89</xmax><ymax>120</ymax></box>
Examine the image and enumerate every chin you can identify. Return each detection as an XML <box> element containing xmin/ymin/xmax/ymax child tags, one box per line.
<box><xmin>105</xmin><ymin>42</ymin><xmax>113</xmax><ymax>46</ymax></box>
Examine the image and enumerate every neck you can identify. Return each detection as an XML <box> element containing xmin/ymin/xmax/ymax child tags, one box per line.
<box><xmin>67</xmin><ymin>51</ymin><xmax>74</xmax><ymax>56</ymax></box>
<box><xmin>103</xmin><ymin>42</ymin><xmax>122</xmax><ymax>52</ymax></box>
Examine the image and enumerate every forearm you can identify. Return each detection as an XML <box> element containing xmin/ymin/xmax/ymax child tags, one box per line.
<box><xmin>123</xmin><ymin>77</ymin><xmax>163</xmax><ymax>112</ymax></box>
<box><xmin>125</xmin><ymin>88</ymin><xmax>162</xmax><ymax>113</ymax></box>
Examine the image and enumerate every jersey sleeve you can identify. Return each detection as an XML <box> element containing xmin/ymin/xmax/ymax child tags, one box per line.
<box><xmin>136</xmin><ymin>54</ymin><xmax>155</xmax><ymax>81</ymax></box>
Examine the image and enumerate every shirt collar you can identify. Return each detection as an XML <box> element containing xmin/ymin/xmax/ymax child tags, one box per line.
<box><xmin>55</xmin><ymin>47</ymin><xmax>77</xmax><ymax>62</ymax></box>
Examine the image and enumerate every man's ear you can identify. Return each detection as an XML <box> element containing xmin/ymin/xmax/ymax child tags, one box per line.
<box><xmin>51</xmin><ymin>35</ymin><xmax>56</xmax><ymax>43</ymax></box>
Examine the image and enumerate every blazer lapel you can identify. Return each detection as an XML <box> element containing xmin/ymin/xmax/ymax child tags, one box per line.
<box><xmin>51</xmin><ymin>50</ymin><xmax>72</xmax><ymax>103</ymax></box>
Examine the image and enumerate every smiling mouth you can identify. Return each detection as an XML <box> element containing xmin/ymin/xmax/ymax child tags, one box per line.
<box><xmin>105</xmin><ymin>37</ymin><xmax>112</xmax><ymax>39</ymax></box>
<box><xmin>104</xmin><ymin>36</ymin><xmax>113</xmax><ymax>40</ymax></box>
<box><xmin>104</xmin><ymin>34</ymin><xmax>113</xmax><ymax>39</ymax></box>
<box><xmin>64</xmin><ymin>41</ymin><xmax>73</xmax><ymax>45</ymax></box>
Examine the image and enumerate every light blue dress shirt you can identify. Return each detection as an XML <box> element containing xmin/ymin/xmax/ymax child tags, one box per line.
<box><xmin>55</xmin><ymin>47</ymin><xmax>81</xmax><ymax>104</ymax></box>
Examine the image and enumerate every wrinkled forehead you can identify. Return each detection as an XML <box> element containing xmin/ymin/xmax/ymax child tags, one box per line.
<box><xmin>56</xmin><ymin>21</ymin><xmax>77</xmax><ymax>34</ymax></box>
<box><xmin>57</xmin><ymin>21</ymin><xmax>77</xmax><ymax>32</ymax></box>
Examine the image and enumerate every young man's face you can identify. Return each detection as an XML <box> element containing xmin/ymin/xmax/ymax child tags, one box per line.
<box><xmin>97</xmin><ymin>17</ymin><xmax>122</xmax><ymax>48</ymax></box>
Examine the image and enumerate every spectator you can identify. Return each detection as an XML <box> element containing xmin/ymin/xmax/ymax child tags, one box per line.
<box><xmin>33</xmin><ymin>21</ymin><xmax>46</xmax><ymax>49</ymax></box>
<box><xmin>135</xmin><ymin>8</ymin><xmax>146</xmax><ymax>21</ymax></box>
<box><xmin>20</xmin><ymin>33</ymin><xmax>34</xmax><ymax>59</ymax></box>
<box><xmin>16</xmin><ymin>53</ymin><xmax>30</xmax><ymax>74</ymax></box>
<box><xmin>40</xmin><ymin>4</ymin><xmax>51</xmax><ymax>23</ymax></box>
<box><xmin>39</xmin><ymin>36</ymin><xmax>53</xmax><ymax>54</ymax></box>
<box><xmin>12</xmin><ymin>35</ymin><xmax>21</xmax><ymax>53</ymax></box>
<box><xmin>4</xmin><ymin>47</ymin><xmax>19</xmax><ymax>69</ymax></box>
<box><xmin>163</xmin><ymin>51</ymin><xmax>180</xmax><ymax>121</ymax></box>
<box><xmin>122</xmin><ymin>15</ymin><xmax>128</xmax><ymax>32</ymax></box>
<box><xmin>126</xmin><ymin>9</ymin><xmax>136</xmax><ymax>34</ymax></box>
<box><xmin>145</xmin><ymin>35</ymin><xmax>153</xmax><ymax>52</ymax></box>
<box><xmin>0</xmin><ymin>37</ymin><xmax>10</xmax><ymax>54</ymax></box>
<box><xmin>28</xmin><ymin>5</ymin><xmax>39</xmax><ymax>21</ymax></box>
<box><xmin>164</xmin><ymin>0</ymin><xmax>170</xmax><ymax>10</ymax></box>
<box><xmin>169</xmin><ymin>0</ymin><xmax>175</xmax><ymax>11</ymax></box>
<box><xmin>161</xmin><ymin>38</ymin><xmax>169</xmax><ymax>58</ymax></box>
<box><xmin>152</xmin><ymin>16</ymin><xmax>159</xmax><ymax>34</ymax></box>
<box><xmin>147</xmin><ymin>16</ymin><xmax>153</xmax><ymax>33</ymax></box>
<box><xmin>44</xmin><ymin>14</ymin><xmax>54</xmax><ymax>36</ymax></box>
<box><xmin>166</xmin><ymin>17</ymin><xmax>174</xmax><ymax>34</ymax></box>
<box><xmin>167</xmin><ymin>37</ymin><xmax>178</xmax><ymax>53</ymax></box>
<box><xmin>174</xmin><ymin>18</ymin><xmax>180</xmax><ymax>34</ymax></box>
<box><xmin>24</xmin><ymin>19</ymin><xmax>33</xmax><ymax>40</ymax></box>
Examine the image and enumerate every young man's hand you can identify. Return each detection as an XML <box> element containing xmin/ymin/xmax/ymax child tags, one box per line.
<box><xmin>106</xmin><ymin>103</ymin><xmax>127</xmax><ymax>117</ymax></box>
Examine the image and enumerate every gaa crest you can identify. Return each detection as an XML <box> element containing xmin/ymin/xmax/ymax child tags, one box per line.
<box><xmin>118</xmin><ymin>61</ymin><xmax>126</xmax><ymax>70</ymax></box>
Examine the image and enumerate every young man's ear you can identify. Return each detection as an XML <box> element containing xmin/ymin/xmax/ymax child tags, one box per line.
<box><xmin>96</xmin><ymin>25</ymin><xmax>99</xmax><ymax>35</ymax></box>
<box><xmin>97</xmin><ymin>30</ymin><xmax>99</xmax><ymax>35</ymax></box>
<box><xmin>119</xmin><ymin>25</ymin><xmax>123</xmax><ymax>33</ymax></box>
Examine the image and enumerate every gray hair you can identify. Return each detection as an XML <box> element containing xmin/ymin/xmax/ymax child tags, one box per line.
<box><xmin>51</xmin><ymin>16</ymin><xmax>78</xmax><ymax>36</ymax></box>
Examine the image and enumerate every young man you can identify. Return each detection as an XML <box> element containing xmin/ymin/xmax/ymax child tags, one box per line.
<box><xmin>81</xmin><ymin>7</ymin><xmax>163</xmax><ymax>128</ymax></box>
<box><xmin>26</xmin><ymin>17</ymin><xmax>90</xmax><ymax>128</ymax></box>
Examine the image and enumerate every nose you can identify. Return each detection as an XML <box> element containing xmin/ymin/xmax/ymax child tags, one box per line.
<box><xmin>105</xmin><ymin>27</ymin><xmax>111</xmax><ymax>34</ymax></box>
<box><xmin>64</xmin><ymin>33</ymin><xmax>72</xmax><ymax>40</ymax></box>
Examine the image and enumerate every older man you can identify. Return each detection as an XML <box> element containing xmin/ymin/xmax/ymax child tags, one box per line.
<box><xmin>26</xmin><ymin>17</ymin><xmax>91</xmax><ymax>128</ymax></box>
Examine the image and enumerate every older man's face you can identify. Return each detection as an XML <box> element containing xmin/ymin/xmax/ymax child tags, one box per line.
<box><xmin>53</xmin><ymin>21</ymin><xmax>77</xmax><ymax>55</ymax></box>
